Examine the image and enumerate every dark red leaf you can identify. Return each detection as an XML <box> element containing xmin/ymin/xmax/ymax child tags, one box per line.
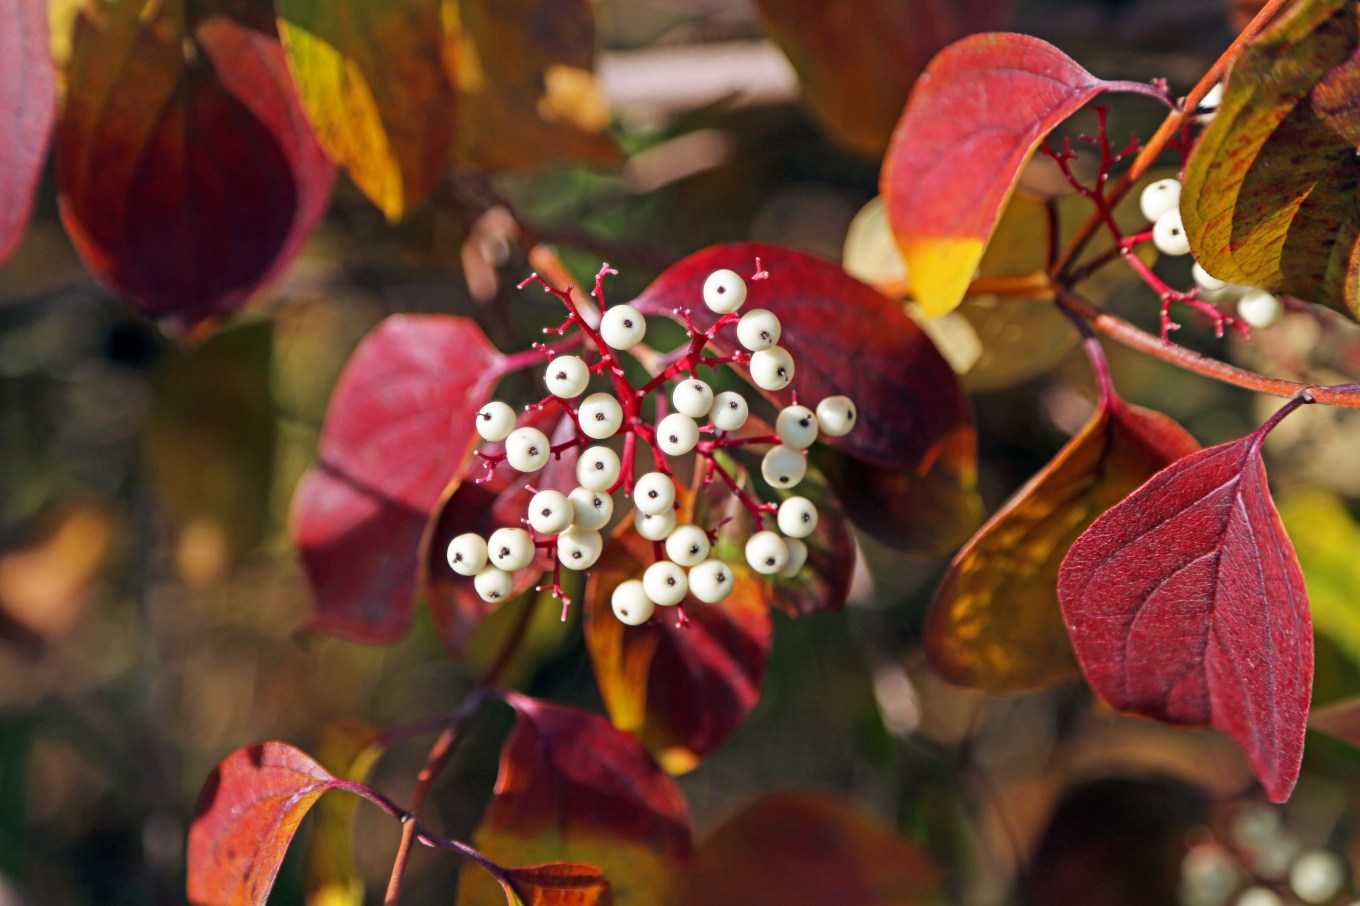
<box><xmin>424</xmin><ymin>410</ymin><xmax>580</xmax><ymax>657</ymax></box>
<box><xmin>57</xmin><ymin>2</ymin><xmax>335</xmax><ymax>330</ymax></box>
<box><xmin>497</xmin><ymin>863</ymin><xmax>611</xmax><ymax>906</ymax></box>
<box><xmin>881</xmin><ymin>34</ymin><xmax>1113</xmax><ymax>317</ymax></box>
<box><xmin>0</xmin><ymin>0</ymin><xmax>55</xmax><ymax>264</ymax></box>
<box><xmin>187</xmin><ymin>742</ymin><xmax>339</xmax><ymax>906</ymax></box>
<box><xmin>457</xmin><ymin>694</ymin><xmax>692</xmax><ymax>904</ymax></box>
<box><xmin>290</xmin><ymin>315</ymin><xmax>506</xmax><ymax>644</ymax></box>
<box><xmin>631</xmin><ymin>242</ymin><xmax>981</xmax><ymax>554</ymax></box>
<box><xmin>1058</xmin><ymin>432</ymin><xmax>1312</xmax><ymax>802</ymax></box>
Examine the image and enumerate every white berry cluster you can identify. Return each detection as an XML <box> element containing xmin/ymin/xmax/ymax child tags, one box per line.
<box><xmin>444</xmin><ymin>264</ymin><xmax>857</xmax><ymax>627</ymax></box>
<box><xmin>1139</xmin><ymin>177</ymin><xmax>1284</xmax><ymax>329</ymax></box>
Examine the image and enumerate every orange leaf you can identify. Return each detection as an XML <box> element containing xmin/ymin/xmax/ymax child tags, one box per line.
<box><xmin>498</xmin><ymin>863</ymin><xmax>611</xmax><ymax>906</ymax></box>
<box><xmin>927</xmin><ymin>396</ymin><xmax>1198</xmax><ymax>692</ymax></box>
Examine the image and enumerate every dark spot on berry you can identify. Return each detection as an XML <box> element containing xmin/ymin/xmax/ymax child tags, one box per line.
<box><xmin>453</xmin><ymin>553</ymin><xmax>463</xmax><ymax>562</ymax></box>
<box><xmin>717</xmin><ymin>572</ymin><xmax>726</xmax><ymax>583</ymax></box>
<box><xmin>847</xmin><ymin>411</ymin><xmax>855</xmax><ymax>421</ymax></box>
<box><xmin>593</xmin><ymin>498</ymin><xmax>604</xmax><ymax>508</ymax></box>
<box><xmin>765</xmin><ymin>557</ymin><xmax>775</xmax><ymax>566</ymax></box>
<box><xmin>528</xmin><ymin>446</ymin><xmax>540</xmax><ymax>455</ymax></box>
<box><xmin>777</xmin><ymin>368</ymin><xmax>787</xmax><ymax>378</ymax></box>
<box><xmin>594</xmin><ymin>461</ymin><xmax>604</xmax><ymax>470</ymax></box>
<box><xmin>666</xmin><ymin>578</ymin><xmax>676</xmax><ymax>586</ymax></box>
<box><xmin>541</xmin><ymin>508</ymin><xmax>552</xmax><ymax>516</ymax></box>
<box><xmin>647</xmin><ymin>490</ymin><xmax>658</xmax><ymax>498</ymax></box>
<box><xmin>572</xmin><ymin>551</ymin><xmax>582</xmax><ymax>559</ymax></box>
<box><xmin>668</xmin><ymin>434</ymin><xmax>678</xmax><ymax>443</ymax></box>
<box><xmin>594</xmin><ymin>413</ymin><xmax>605</xmax><ymax>421</ymax></box>
<box><xmin>489</xmin><ymin>591</ymin><xmax>500</xmax><ymax>599</ymax></box>
<box><xmin>717</xmin><ymin>286</ymin><xmax>726</xmax><ymax>294</ymax></box>
<box><xmin>799</xmin><ymin>418</ymin><xmax>810</xmax><ymax>427</ymax></box>
<box><xmin>498</xmin><ymin>547</ymin><xmax>510</xmax><ymax>557</ymax></box>
<box><xmin>692</xmin><ymin>382</ymin><xmax>702</xmax><ymax>390</ymax></box>
<box><xmin>555</xmin><ymin>371</ymin><xmax>566</xmax><ymax>380</ymax></box>
<box><xmin>779</xmin><ymin>476</ymin><xmax>789</xmax><ymax>484</ymax></box>
<box><xmin>480</xmin><ymin>412</ymin><xmax>490</xmax><ymax>420</ymax></box>
<box><xmin>623</xmin><ymin>319</ymin><xmax>633</xmax><ymax>327</ymax></box>
<box><xmin>761</xmin><ymin>331</ymin><xmax>771</xmax><ymax>341</ymax></box>
<box><xmin>802</xmin><ymin>513</ymin><xmax>811</xmax><ymax>523</ymax></box>
<box><xmin>728</xmin><ymin>401</ymin><xmax>738</xmax><ymax>409</ymax></box>
<box><xmin>689</xmin><ymin>545</ymin><xmax>699</xmax><ymax>554</ymax></box>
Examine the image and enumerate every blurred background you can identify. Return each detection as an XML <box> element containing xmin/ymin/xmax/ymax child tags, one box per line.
<box><xmin>6</xmin><ymin>0</ymin><xmax>1360</xmax><ymax>904</ymax></box>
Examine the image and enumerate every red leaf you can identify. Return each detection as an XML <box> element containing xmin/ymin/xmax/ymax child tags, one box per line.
<box><xmin>1058</xmin><ymin>433</ymin><xmax>1313</xmax><ymax>802</ymax></box>
<box><xmin>881</xmin><ymin>34</ymin><xmax>1112</xmax><ymax>317</ymax></box>
<box><xmin>631</xmin><ymin>243</ymin><xmax>981</xmax><ymax>554</ymax></box>
<box><xmin>57</xmin><ymin>3</ymin><xmax>335</xmax><ymax>330</ymax></box>
<box><xmin>458</xmin><ymin>695</ymin><xmax>692</xmax><ymax>904</ymax></box>
<box><xmin>498</xmin><ymin>863</ymin><xmax>611</xmax><ymax>906</ymax></box>
<box><xmin>290</xmin><ymin>315</ymin><xmax>506</xmax><ymax>644</ymax></box>
<box><xmin>187</xmin><ymin>742</ymin><xmax>339</xmax><ymax>906</ymax></box>
<box><xmin>424</xmin><ymin>410</ymin><xmax>580</xmax><ymax>657</ymax></box>
<box><xmin>0</xmin><ymin>0</ymin><xmax>55</xmax><ymax>264</ymax></box>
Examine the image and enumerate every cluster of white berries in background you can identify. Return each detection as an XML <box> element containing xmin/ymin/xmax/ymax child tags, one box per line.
<box><xmin>446</xmin><ymin>265</ymin><xmax>857</xmax><ymax>626</ymax></box>
<box><xmin>1139</xmin><ymin>177</ymin><xmax>1285</xmax><ymax>330</ymax></box>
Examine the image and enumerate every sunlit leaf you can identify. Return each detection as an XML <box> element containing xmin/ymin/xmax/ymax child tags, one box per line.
<box><xmin>928</xmin><ymin>396</ymin><xmax>1198</xmax><ymax>692</ymax></box>
<box><xmin>457</xmin><ymin>694</ymin><xmax>692</xmax><ymax>906</ymax></box>
<box><xmin>1058</xmin><ymin>431</ymin><xmax>1312</xmax><ymax>802</ymax></box>
<box><xmin>290</xmin><ymin>315</ymin><xmax>507</xmax><ymax>644</ymax></box>
<box><xmin>584</xmin><ymin>523</ymin><xmax>771</xmax><ymax>773</ymax></box>
<box><xmin>57</xmin><ymin>0</ymin><xmax>335</xmax><ymax>331</ymax></box>
<box><xmin>757</xmin><ymin>0</ymin><xmax>1010</xmax><ymax>156</ymax></box>
<box><xmin>303</xmin><ymin>722</ymin><xmax>383</xmax><ymax>906</ymax></box>
<box><xmin>1182</xmin><ymin>0</ymin><xmax>1360</xmax><ymax>316</ymax></box>
<box><xmin>277</xmin><ymin>0</ymin><xmax>454</xmax><ymax>220</ymax></box>
<box><xmin>632</xmin><ymin>242</ymin><xmax>982</xmax><ymax>555</ymax></box>
<box><xmin>188</xmin><ymin>742</ymin><xmax>340</xmax><ymax>906</ymax></box>
<box><xmin>497</xmin><ymin>863</ymin><xmax>610</xmax><ymax>906</ymax></box>
<box><xmin>881</xmin><ymin>34</ymin><xmax>1120</xmax><ymax>318</ymax></box>
<box><xmin>450</xmin><ymin>0</ymin><xmax>617</xmax><ymax>172</ymax></box>
<box><xmin>674</xmin><ymin>792</ymin><xmax>939</xmax><ymax>906</ymax></box>
<box><xmin>0</xmin><ymin>0</ymin><xmax>55</xmax><ymax>264</ymax></box>
<box><xmin>1277</xmin><ymin>489</ymin><xmax>1360</xmax><ymax>670</ymax></box>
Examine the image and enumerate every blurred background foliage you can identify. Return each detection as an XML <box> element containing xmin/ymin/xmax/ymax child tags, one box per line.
<box><xmin>5</xmin><ymin>0</ymin><xmax>1360</xmax><ymax>904</ymax></box>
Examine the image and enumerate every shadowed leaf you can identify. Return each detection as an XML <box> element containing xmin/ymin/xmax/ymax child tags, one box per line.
<box><xmin>188</xmin><ymin>742</ymin><xmax>339</xmax><ymax>906</ymax></box>
<box><xmin>757</xmin><ymin>0</ymin><xmax>1010</xmax><ymax>156</ymax></box>
<box><xmin>1058</xmin><ymin>429</ymin><xmax>1312</xmax><ymax>802</ymax></box>
<box><xmin>450</xmin><ymin>0</ymin><xmax>617</xmax><ymax>172</ymax></box>
<box><xmin>928</xmin><ymin>396</ymin><xmax>1198</xmax><ymax>692</ymax></box>
<box><xmin>881</xmin><ymin>34</ymin><xmax>1117</xmax><ymax>317</ymax></box>
<box><xmin>584</xmin><ymin>523</ymin><xmax>771</xmax><ymax>772</ymax></box>
<box><xmin>1182</xmin><ymin>0</ymin><xmax>1360</xmax><ymax>316</ymax></box>
<box><xmin>675</xmin><ymin>792</ymin><xmax>939</xmax><ymax>906</ymax></box>
<box><xmin>1310</xmin><ymin>695</ymin><xmax>1360</xmax><ymax>749</ymax></box>
<box><xmin>0</xmin><ymin>0</ymin><xmax>55</xmax><ymax>264</ymax></box>
<box><xmin>457</xmin><ymin>694</ymin><xmax>692</xmax><ymax>906</ymax></box>
<box><xmin>631</xmin><ymin>243</ymin><xmax>981</xmax><ymax>555</ymax></box>
<box><xmin>277</xmin><ymin>0</ymin><xmax>454</xmax><ymax>219</ymax></box>
<box><xmin>57</xmin><ymin>1</ymin><xmax>335</xmax><ymax>331</ymax></box>
<box><xmin>290</xmin><ymin>315</ymin><xmax>506</xmax><ymax>644</ymax></box>
<box><xmin>498</xmin><ymin>863</ymin><xmax>611</xmax><ymax>906</ymax></box>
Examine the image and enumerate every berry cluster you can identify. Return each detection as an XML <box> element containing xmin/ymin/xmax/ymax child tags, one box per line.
<box><xmin>443</xmin><ymin>263</ymin><xmax>856</xmax><ymax>627</ymax></box>
<box><xmin>1138</xmin><ymin>177</ymin><xmax>1285</xmax><ymax>330</ymax></box>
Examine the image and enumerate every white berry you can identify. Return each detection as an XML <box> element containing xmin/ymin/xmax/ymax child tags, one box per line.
<box><xmin>688</xmin><ymin>559</ymin><xmax>734</xmax><ymax>604</ymax></box>
<box><xmin>635</xmin><ymin>508</ymin><xmax>677</xmax><ymax>541</ymax></box>
<box><xmin>745</xmin><ymin>530</ymin><xmax>789</xmax><ymax>575</ymax></box>
<box><xmin>577</xmin><ymin>446</ymin><xmax>621</xmax><ymax>492</ymax></box>
<box><xmin>777</xmin><ymin>496</ymin><xmax>818</xmax><ymax>538</ymax></box>
<box><xmin>578</xmin><ymin>392</ymin><xmax>623</xmax><ymax>440</ymax></box>
<box><xmin>1197</xmin><ymin>82</ymin><xmax>1224</xmax><ymax>117</ymax></box>
<box><xmin>475</xmin><ymin>401</ymin><xmax>516</xmax><ymax>442</ymax></box>
<box><xmin>1153</xmin><ymin>210</ymin><xmax>1191</xmax><ymax>256</ymax></box>
<box><xmin>487</xmin><ymin>527</ymin><xmax>535</xmax><ymax>571</ymax></box>
<box><xmin>710</xmin><ymin>391</ymin><xmax>749</xmax><ymax>431</ymax></box>
<box><xmin>778</xmin><ymin>538</ymin><xmax>808</xmax><ymax>577</ymax></box>
<box><xmin>556</xmin><ymin>527</ymin><xmax>603</xmax><ymax>570</ymax></box>
<box><xmin>473</xmin><ymin>565</ymin><xmax>514</xmax><ymax>603</ymax></box>
<box><xmin>815</xmin><ymin>396</ymin><xmax>857</xmax><ymax>437</ymax></box>
<box><xmin>528</xmin><ymin>490</ymin><xmax>573</xmax><ymax>534</ymax></box>
<box><xmin>749</xmin><ymin>346</ymin><xmax>795</xmax><ymax>391</ymax></box>
<box><xmin>737</xmin><ymin>309</ymin><xmax>781</xmax><ymax>351</ymax></box>
<box><xmin>633</xmin><ymin>471</ymin><xmax>676</xmax><ymax>516</ymax></box>
<box><xmin>505</xmin><ymin>426</ymin><xmax>551</xmax><ymax>472</ymax></box>
<box><xmin>1139</xmin><ymin>178</ymin><xmax>1181</xmax><ymax>222</ymax></box>
<box><xmin>446</xmin><ymin>533</ymin><xmax>488</xmax><ymax>576</ymax></box>
<box><xmin>775</xmin><ymin>405</ymin><xmax>819</xmax><ymax>449</ymax></box>
<box><xmin>611</xmin><ymin>580</ymin><xmax>655</xmax><ymax>626</ymax></box>
<box><xmin>656</xmin><ymin>412</ymin><xmax>699</xmax><ymax>456</ymax></box>
<box><xmin>1236</xmin><ymin>887</ymin><xmax>1284</xmax><ymax>906</ymax></box>
<box><xmin>703</xmin><ymin>268</ymin><xmax>747</xmax><ymax>313</ymax></box>
<box><xmin>544</xmin><ymin>355</ymin><xmax>590</xmax><ymax>398</ymax></box>
<box><xmin>664</xmin><ymin>524</ymin><xmax>711</xmax><ymax>567</ymax></box>
<box><xmin>761</xmin><ymin>445</ymin><xmax>807</xmax><ymax>489</ymax></box>
<box><xmin>599</xmin><ymin>304</ymin><xmax>646</xmax><ymax>349</ymax></box>
<box><xmin>1237</xmin><ymin>288</ymin><xmax>1284</xmax><ymax>329</ymax></box>
<box><xmin>672</xmin><ymin>379</ymin><xmax>714</xmax><ymax>418</ymax></box>
<box><xmin>643</xmin><ymin>560</ymin><xmax>688</xmax><ymax>607</ymax></box>
<box><xmin>568</xmin><ymin>486</ymin><xmax>613</xmax><ymax>530</ymax></box>
<box><xmin>1289</xmin><ymin>849</ymin><xmax>1346</xmax><ymax>904</ymax></box>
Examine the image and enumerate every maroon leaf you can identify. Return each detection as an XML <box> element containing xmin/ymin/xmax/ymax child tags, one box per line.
<box><xmin>424</xmin><ymin>410</ymin><xmax>580</xmax><ymax>657</ymax></box>
<box><xmin>457</xmin><ymin>694</ymin><xmax>692</xmax><ymax>904</ymax></box>
<box><xmin>290</xmin><ymin>315</ymin><xmax>507</xmax><ymax>644</ymax></box>
<box><xmin>188</xmin><ymin>742</ymin><xmax>339</xmax><ymax>906</ymax></box>
<box><xmin>631</xmin><ymin>242</ymin><xmax>981</xmax><ymax>554</ymax></box>
<box><xmin>57</xmin><ymin>2</ymin><xmax>335</xmax><ymax>330</ymax></box>
<box><xmin>0</xmin><ymin>0</ymin><xmax>55</xmax><ymax>264</ymax></box>
<box><xmin>881</xmin><ymin>34</ymin><xmax>1119</xmax><ymax>318</ymax></box>
<box><xmin>1058</xmin><ymin>430</ymin><xmax>1313</xmax><ymax>802</ymax></box>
